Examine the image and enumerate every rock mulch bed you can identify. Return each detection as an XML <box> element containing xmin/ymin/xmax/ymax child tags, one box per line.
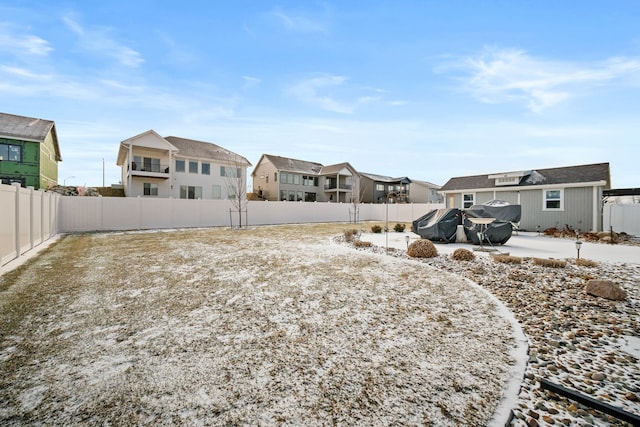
<box><xmin>358</xmin><ymin>239</ymin><xmax>639</xmax><ymax>426</ymax></box>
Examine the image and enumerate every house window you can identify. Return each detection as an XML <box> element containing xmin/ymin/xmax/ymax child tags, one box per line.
<box><xmin>463</xmin><ymin>193</ymin><xmax>475</xmax><ymax>209</ymax></box>
<box><xmin>143</xmin><ymin>183</ymin><xmax>158</xmax><ymax>196</ymax></box>
<box><xmin>280</xmin><ymin>172</ymin><xmax>297</xmax><ymax>184</ymax></box>
<box><xmin>220</xmin><ymin>166</ymin><xmax>240</xmax><ymax>177</ymax></box>
<box><xmin>304</xmin><ymin>192</ymin><xmax>316</xmax><ymax>202</ymax></box>
<box><xmin>280</xmin><ymin>190</ymin><xmax>287</xmax><ymax>201</ymax></box>
<box><xmin>212</xmin><ymin>185</ymin><xmax>221</xmax><ymax>199</ymax></box>
<box><xmin>376</xmin><ymin>184</ymin><xmax>385</xmax><ymax>191</ymax></box>
<box><xmin>180</xmin><ymin>185</ymin><xmax>202</xmax><ymax>199</ymax></box>
<box><xmin>544</xmin><ymin>189</ymin><xmax>563</xmax><ymax>210</ymax></box>
<box><xmin>176</xmin><ymin>160</ymin><xmax>185</xmax><ymax>172</ymax></box>
<box><xmin>274</xmin><ymin>172</ymin><xmax>277</xmax><ymax>182</ymax></box>
<box><xmin>133</xmin><ymin>156</ymin><xmax>161</xmax><ymax>172</ymax></box>
<box><xmin>288</xmin><ymin>190</ymin><xmax>296</xmax><ymax>201</ymax></box>
<box><xmin>303</xmin><ymin>175</ymin><xmax>318</xmax><ymax>186</ymax></box>
<box><xmin>189</xmin><ymin>161</ymin><xmax>198</xmax><ymax>174</ymax></box>
<box><xmin>202</xmin><ymin>162</ymin><xmax>210</xmax><ymax>175</ymax></box>
<box><xmin>297</xmin><ymin>191</ymin><xmax>303</xmax><ymax>201</ymax></box>
<box><xmin>228</xmin><ymin>187</ymin><xmax>237</xmax><ymax>199</ymax></box>
<box><xmin>0</xmin><ymin>143</ymin><xmax>22</xmax><ymax>162</ymax></box>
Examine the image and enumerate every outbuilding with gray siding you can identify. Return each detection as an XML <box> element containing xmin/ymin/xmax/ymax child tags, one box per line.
<box><xmin>439</xmin><ymin>163</ymin><xmax>610</xmax><ymax>232</ymax></box>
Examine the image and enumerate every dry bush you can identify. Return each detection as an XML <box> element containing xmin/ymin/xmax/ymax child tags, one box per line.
<box><xmin>343</xmin><ymin>229</ymin><xmax>359</xmax><ymax>242</ymax></box>
<box><xmin>533</xmin><ymin>258</ymin><xmax>567</xmax><ymax>268</ymax></box>
<box><xmin>575</xmin><ymin>258</ymin><xmax>598</xmax><ymax>268</ymax></box>
<box><xmin>452</xmin><ymin>248</ymin><xmax>475</xmax><ymax>261</ymax></box>
<box><xmin>407</xmin><ymin>239</ymin><xmax>438</xmax><ymax>258</ymax></box>
<box><xmin>492</xmin><ymin>255</ymin><xmax>522</xmax><ymax>264</ymax></box>
<box><xmin>393</xmin><ymin>223</ymin><xmax>406</xmax><ymax>232</ymax></box>
<box><xmin>353</xmin><ymin>240</ymin><xmax>372</xmax><ymax>248</ymax></box>
<box><xmin>371</xmin><ymin>224</ymin><xmax>383</xmax><ymax>233</ymax></box>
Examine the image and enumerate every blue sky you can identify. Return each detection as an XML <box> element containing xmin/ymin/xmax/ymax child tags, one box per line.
<box><xmin>1</xmin><ymin>1</ymin><xmax>639</xmax><ymax>189</ymax></box>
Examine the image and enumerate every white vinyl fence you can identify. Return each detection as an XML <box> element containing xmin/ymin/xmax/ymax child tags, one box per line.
<box><xmin>58</xmin><ymin>196</ymin><xmax>444</xmax><ymax>233</ymax></box>
<box><xmin>603</xmin><ymin>203</ymin><xmax>640</xmax><ymax>237</ymax></box>
<box><xmin>0</xmin><ymin>183</ymin><xmax>61</xmax><ymax>267</ymax></box>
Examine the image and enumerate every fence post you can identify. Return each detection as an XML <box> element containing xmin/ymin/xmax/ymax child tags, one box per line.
<box><xmin>28</xmin><ymin>186</ymin><xmax>34</xmax><ymax>251</ymax></box>
<box><xmin>13</xmin><ymin>183</ymin><xmax>21</xmax><ymax>258</ymax></box>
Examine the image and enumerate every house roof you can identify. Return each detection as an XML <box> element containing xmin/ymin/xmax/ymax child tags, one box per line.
<box><xmin>0</xmin><ymin>112</ymin><xmax>62</xmax><ymax>161</ymax></box>
<box><xmin>319</xmin><ymin>162</ymin><xmax>357</xmax><ymax>176</ymax></box>
<box><xmin>359</xmin><ymin>172</ymin><xmax>411</xmax><ymax>184</ymax></box>
<box><xmin>440</xmin><ymin>162</ymin><xmax>610</xmax><ymax>192</ymax></box>
<box><xmin>411</xmin><ymin>179</ymin><xmax>441</xmax><ymax>189</ymax></box>
<box><xmin>165</xmin><ymin>136</ymin><xmax>251</xmax><ymax>166</ymax></box>
<box><xmin>259</xmin><ymin>154</ymin><xmax>324</xmax><ymax>175</ymax></box>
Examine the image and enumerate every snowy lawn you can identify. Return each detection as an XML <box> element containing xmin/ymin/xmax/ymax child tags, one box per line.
<box><xmin>0</xmin><ymin>224</ymin><xmax>515</xmax><ymax>426</ymax></box>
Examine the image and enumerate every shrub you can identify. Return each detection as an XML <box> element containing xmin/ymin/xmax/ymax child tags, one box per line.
<box><xmin>353</xmin><ymin>240</ymin><xmax>372</xmax><ymax>248</ymax></box>
<box><xmin>575</xmin><ymin>258</ymin><xmax>598</xmax><ymax>268</ymax></box>
<box><xmin>371</xmin><ymin>224</ymin><xmax>383</xmax><ymax>233</ymax></box>
<box><xmin>394</xmin><ymin>223</ymin><xmax>406</xmax><ymax>232</ymax></box>
<box><xmin>533</xmin><ymin>258</ymin><xmax>567</xmax><ymax>268</ymax></box>
<box><xmin>407</xmin><ymin>239</ymin><xmax>438</xmax><ymax>258</ymax></box>
<box><xmin>343</xmin><ymin>228</ymin><xmax>359</xmax><ymax>242</ymax></box>
<box><xmin>452</xmin><ymin>248</ymin><xmax>475</xmax><ymax>261</ymax></box>
<box><xmin>493</xmin><ymin>255</ymin><xmax>522</xmax><ymax>264</ymax></box>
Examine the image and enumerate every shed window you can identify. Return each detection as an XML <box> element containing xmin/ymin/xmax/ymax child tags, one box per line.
<box><xmin>463</xmin><ymin>193</ymin><xmax>475</xmax><ymax>209</ymax></box>
<box><xmin>544</xmin><ymin>189</ymin><xmax>563</xmax><ymax>210</ymax></box>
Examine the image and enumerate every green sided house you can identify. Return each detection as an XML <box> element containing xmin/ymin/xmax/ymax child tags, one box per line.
<box><xmin>439</xmin><ymin>162</ymin><xmax>610</xmax><ymax>232</ymax></box>
<box><xmin>0</xmin><ymin>112</ymin><xmax>62</xmax><ymax>189</ymax></box>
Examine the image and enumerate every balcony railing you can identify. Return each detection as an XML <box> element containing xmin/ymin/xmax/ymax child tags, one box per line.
<box><xmin>129</xmin><ymin>163</ymin><xmax>170</xmax><ymax>174</ymax></box>
<box><xmin>324</xmin><ymin>183</ymin><xmax>352</xmax><ymax>190</ymax></box>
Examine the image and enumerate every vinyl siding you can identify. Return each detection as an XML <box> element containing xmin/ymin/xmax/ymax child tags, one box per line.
<box><xmin>519</xmin><ymin>187</ymin><xmax>594</xmax><ymax>232</ymax></box>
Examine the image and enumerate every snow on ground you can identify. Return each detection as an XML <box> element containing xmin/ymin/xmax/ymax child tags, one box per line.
<box><xmin>0</xmin><ymin>225</ymin><xmax>517</xmax><ymax>426</ymax></box>
<box><xmin>362</xmin><ymin>229</ymin><xmax>640</xmax><ymax>426</ymax></box>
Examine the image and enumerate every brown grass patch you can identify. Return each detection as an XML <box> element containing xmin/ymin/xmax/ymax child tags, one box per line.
<box><xmin>532</xmin><ymin>258</ymin><xmax>567</xmax><ymax>268</ymax></box>
<box><xmin>492</xmin><ymin>255</ymin><xmax>522</xmax><ymax>264</ymax></box>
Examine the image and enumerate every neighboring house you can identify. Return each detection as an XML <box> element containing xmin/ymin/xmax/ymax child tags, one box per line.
<box><xmin>359</xmin><ymin>173</ymin><xmax>443</xmax><ymax>204</ymax></box>
<box><xmin>410</xmin><ymin>179</ymin><xmax>444</xmax><ymax>204</ymax></box>
<box><xmin>0</xmin><ymin>112</ymin><xmax>62</xmax><ymax>189</ymax></box>
<box><xmin>116</xmin><ymin>130</ymin><xmax>251</xmax><ymax>199</ymax></box>
<box><xmin>439</xmin><ymin>162</ymin><xmax>611</xmax><ymax>232</ymax></box>
<box><xmin>251</xmin><ymin>154</ymin><xmax>359</xmax><ymax>203</ymax></box>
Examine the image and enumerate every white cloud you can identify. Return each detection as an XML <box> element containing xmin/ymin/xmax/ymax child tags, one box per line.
<box><xmin>0</xmin><ymin>24</ymin><xmax>52</xmax><ymax>56</ymax></box>
<box><xmin>62</xmin><ymin>15</ymin><xmax>144</xmax><ymax>68</ymax></box>
<box><xmin>242</xmin><ymin>76</ymin><xmax>261</xmax><ymax>90</ymax></box>
<box><xmin>270</xmin><ymin>7</ymin><xmax>328</xmax><ymax>33</ymax></box>
<box><xmin>288</xmin><ymin>75</ymin><xmax>353</xmax><ymax>114</ymax></box>
<box><xmin>449</xmin><ymin>47</ymin><xmax>640</xmax><ymax>112</ymax></box>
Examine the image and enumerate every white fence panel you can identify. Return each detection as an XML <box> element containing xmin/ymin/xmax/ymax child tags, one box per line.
<box><xmin>18</xmin><ymin>187</ymin><xmax>32</xmax><ymax>255</ymax></box>
<box><xmin>32</xmin><ymin>189</ymin><xmax>43</xmax><ymax>246</ymax></box>
<box><xmin>603</xmin><ymin>203</ymin><xmax>640</xmax><ymax>237</ymax></box>
<box><xmin>0</xmin><ymin>184</ymin><xmax>18</xmax><ymax>265</ymax></box>
<box><xmin>42</xmin><ymin>192</ymin><xmax>52</xmax><ymax>239</ymax></box>
<box><xmin>0</xmin><ymin>183</ymin><xmax>61</xmax><ymax>267</ymax></box>
<box><xmin>57</xmin><ymin>197</ymin><xmax>445</xmax><ymax>233</ymax></box>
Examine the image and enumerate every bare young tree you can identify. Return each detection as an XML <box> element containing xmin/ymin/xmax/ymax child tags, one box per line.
<box><xmin>350</xmin><ymin>176</ymin><xmax>365</xmax><ymax>223</ymax></box>
<box><xmin>223</xmin><ymin>155</ymin><xmax>249</xmax><ymax>229</ymax></box>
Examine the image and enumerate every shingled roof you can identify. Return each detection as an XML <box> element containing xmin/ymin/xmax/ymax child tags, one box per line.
<box><xmin>259</xmin><ymin>154</ymin><xmax>323</xmax><ymax>175</ymax></box>
<box><xmin>440</xmin><ymin>162</ymin><xmax>610</xmax><ymax>191</ymax></box>
<box><xmin>359</xmin><ymin>172</ymin><xmax>412</xmax><ymax>184</ymax></box>
<box><xmin>0</xmin><ymin>112</ymin><xmax>62</xmax><ymax>161</ymax></box>
<box><xmin>165</xmin><ymin>136</ymin><xmax>251</xmax><ymax>166</ymax></box>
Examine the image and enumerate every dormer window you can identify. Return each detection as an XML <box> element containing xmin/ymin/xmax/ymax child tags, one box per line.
<box><xmin>488</xmin><ymin>170</ymin><xmax>531</xmax><ymax>186</ymax></box>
